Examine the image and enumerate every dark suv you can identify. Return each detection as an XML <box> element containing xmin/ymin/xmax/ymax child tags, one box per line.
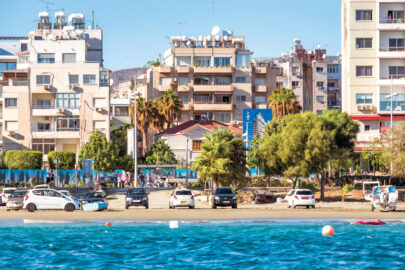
<box><xmin>212</xmin><ymin>187</ymin><xmax>237</xmax><ymax>209</ymax></box>
<box><xmin>125</xmin><ymin>188</ymin><xmax>149</xmax><ymax>209</ymax></box>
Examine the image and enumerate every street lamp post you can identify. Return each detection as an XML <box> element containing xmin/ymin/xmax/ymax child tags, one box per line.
<box><xmin>385</xmin><ymin>80</ymin><xmax>398</xmax><ymax>182</ymax></box>
<box><xmin>133</xmin><ymin>77</ymin><xmax>139</xmax><ymax>187</ymax></box>
<box><xmin>185</xmin><ymin>137</ymin><xmax>189</xmax><ymax>186</ymax></box>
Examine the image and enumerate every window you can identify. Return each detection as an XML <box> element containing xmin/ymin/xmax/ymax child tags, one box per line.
<box><xmin>5</xmin><ymin>98</ymin><xmax>17</xmax><ymax>107</ymax></box>
<box><xmin>0</xmin><ymin>62</ymin><xmax>16</xmax><ymax>71</ymax></box>
<box><xmin>316</xmin><ymin>96</ymin><xmax>324</xmax><ymax>102</ymax></box>
<box><xmin>56</xmin><ymin>93</ymin><xmax>80</xmax><ymax>109</ymax></box>
<box><xmin>316</xmin><ymin>110</ymin><xmax>323</xmax><ymax>115</ymax></box>
<box><xmin>83</xmin><ymin>74</ymin><xmax>96</xmax><ymax>85</ymax></box>
<box><xmin>175</xmin><ymin>56</ymin><xmax>191</xmax><ymax>66</ymax></box>
<box><xmin>255</xmin><ymin>78</ymin><xmax>266</xmax><ymax>86</ymax></box>
<box><xmin>327</xmin><ymin>82</ymin><xmax>335</xmax><ymax>88</ymax></box>
<box><xmin>236</xmin><ymin>95</ymin><xmax>246</xmax><ymax>101</ymax></box>
<box><xmin>235</xmin><ymin>76</ymin><xmax>246</xmax><ymax>83</ymax></box>
<box><xmin>356</xmin><ymin>66</ymin><xmax>372</xmax><ymax>77</ymax></box>
<box><xmin>194</xmin><ymin>94</ymin><xmax>210</xmax><ymax>103</ymax></box>
<box><xmin>364</xmin><ymin>124</ymin><xmax>371</xmax><ymax>131</ymax></box>
<box><xmin>356</xmin><ymin>93</ymin><xmax>373</xmax><ymax>104</ymax></box>
<box><xmin>194</xmin><ymin>77</ymin><xmax>210</xmax><ymax>85</ymax></box>
<box><xmin>160</xmin><ymin>77</ymin><xmax>171</xmax><ymax>85</ymax></box>
<box><xmin>99</xmin><ymin>70</ymin><xmax>109</xmax><ymax>86</ymax></box>
<box><xmin>316</xmin><ymin>82</ymin><xmax>324</xmax><ymax>87</ymax></box>
<box><xmin>21</xmin><ymin>43</ymin><xmax>27</xmax><ymax>52</ymax></box>
<box><xmin>57</xmin><ymin>116</ymin><xmax>80</xmax><ymax>131</ymax></box>
<box><xmin>37</xmin><ymin>53</ymin><xmax>55</xmax><ymax>63</ymax></box>
<box><xmin>235</xmin><ymin>54</ymin><xmax>250</xmax><ymax>67</ymax></box>
<box><xmin>62</xmin><ymin>53</ymin><xmax>76</xmax><ymax>63</ymax></box>
<box><xmin>115</xmin><ymin>107</ymin><xmax>129</xmax><ymax>116</ymax></box>
<box><xmin>292</xmin><ymin>81</ymin><xmax>299</xmax><ymax>87</ymax></box>
<box><xmin>178</xmin><ymin>77</ymin><xmax>189</xmax><ymax>85</ymax></box>
<box><xmin>181</xmin><ymin>95</ymin><xmax>189</xmax><ymax>104</ymax></box>
<box><xmin>316</xmin><ymin>67</ymin><xmax>324</xmax><ymax>73</ymax></box>
<box><xmin>215</xmin><ymin>96</ymin><xmax>230</xmax><ymax>104</ymax></box>
<box><xmin>389</xmin><ymin>66</ymin><xmax>405</xmax><ymax>79</ymax></box>
<box><xmin>93</xmin><ymin>120</ymin><xmax>106</xmax><ymax>131</ymax></box>
<box><xmin>214</xmin><ymin>57</ymin><xmax>231</xmax><ymax>67</ymax></box>
<box><xmin>214</xmin><ymin>77</ymin><xmax>231</xmax><ymax>85</ymax></box>
<box><xmin>276</xmin><ymin>82</ymin><xmax>283</xmax><ymax>89</ymax></box>
<box><xmin>5</xmin><ymin>121</ymin><xmax>18</xmax><ymax>131</ymax></box>
<box><xmin>389</xmin><ymin>39</ymin><xmax>405</xmax><ymax>51</ymax></box>
<box><xmin>235</xmin><ymin>114</ymin><xmax>243</xmax><ymax>121</ymax></box>
<box><xmin>35</xmin><ymin>100</ymin><xmax>51</xmax><ymax>108</ymax></box>
<box><xmin>213</xmin><ymin>112</ymin><xmax>231</xmax><ymax>123</ymax></box>
<box><xmin>32</xmin><ymin>139</ymin><xmax>55</xmax><ymax>154</ymax></box>
<box><xmin>356</xmin><ymin>10</ymin><xmax>372</xmax><ymax>21</ymax></box>
<box><xmin>36</xmin><ymin>75</ymin><xmax>51</xmax><ymax>85</ymax></box>
<box><xmin>292</xmin><ymin>66</ymin><xmax>299</xmax><ymax>73</ymax></box>
<box><xmin>356</xmin><ymin>38</ymin><xmax>372</xmax><ymax>48</ymax></box>
<box><xmin>255</xmin><ymin>96</ymin><xmax>266</xmax><ymax>103</ymax></box>
<box><xmin>388</xmin><ymin>10</ymin><xmax>405</xmax><ymax>22</ymax></box>
<box><xmin>18</xmin><ymin>55</ymin><xmax>29</xmax><ymax>64</ymax></box>
<box><xmin>37</xmin><ymin>123</ymin><xmax>50</xmax><ymax>132</ymax></box>
<box><xmin>193</xmin><ymin>57</ymin><xmax>210</xmax><ymax>67</ymax></box>
<box><xmin>93</xmin><ymin>98</ymin><xmax>106</xmax><ymax>107</ymax></box>
<box><xmin>327</xmin><ymin>64</ymin><xmax>339</xmax><ymax>73</ymax></box>
<box><xmin>69</xmin><ymin>74</ymin><xmax>79</xmax><ymax>85</ymax></box>
<box><xmin>192</xmin><ymin>140</ymin><xmax>202</xmax><ymax>151</ymax></box>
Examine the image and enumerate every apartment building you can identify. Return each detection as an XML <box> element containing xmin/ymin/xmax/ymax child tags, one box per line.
<box><xmin>342</xmin><ymin>0</ymin><xmax>405</xmax><ymax>150</ymax></box>
<box><xmin>1</xmin><ymin>11</ymin><xmax>110</xmax><ymax>162</ymax></box>
<box><xmin>143</xmin><ymin>27</ymin><xmax>280</xmax><ymax>126</ymax></box>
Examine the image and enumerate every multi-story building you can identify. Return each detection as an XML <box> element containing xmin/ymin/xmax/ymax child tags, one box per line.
<box><xmin>1</xmin><ymin>11</ymin><xmax>110</xmax><ymax>164</ymax></box>
<box><xmin>144</xmin><ymin>28</ymin><xmax>281</xmax><ymax>126</ymax></box>
<box><xmin>342</xmin><ymin>0</ymin><xmax>405</xmax><ymax>151</ymax></box>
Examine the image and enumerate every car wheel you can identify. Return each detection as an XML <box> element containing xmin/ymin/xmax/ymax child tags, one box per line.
<box><xmin>189</xmin><ymin>206</ymin><xmax>195</xmax><ymax>209</ymax></box>
<box><xmin>145</xmin><ymin>204</ymin><xmax>149</xmax><ymax>209</ymax></box>
<box><xmin>306</xmin><ymin>206</ymin><xmax>310</xmax><ymax>209</ymax></box>
<box><xmin>125</xmin><ymin>204</ymin><xmax>129</xmax><ymax>209</ymax></box>
<box><xmin>393</xmin><ymin>208</ymin><xmax>396</xmax><ymax>212</ymax></box>
<box><xmin>212</xmin><ymin>204</ymin><xmax>217</xmax><ymax>209</ymax></box>
<box><xmin>27</xmin><ymin>203</ymin><xmax>36</xmax><ymax>212</ymax></box>
<box><xmin>232</xmin><ymin>204</ymin><xmax>237</xmax><ymax>209</ymax></box>
<box><xmin>371</xmin><ymin>205</ymin><xmax>375</xmax><ymax>212</ymax></box>
<box><xmin>65</xmin><ymin>203</ymin><xmax>75</xmax><ymax>212</ymax></box>
<box><xmin>6</xmin><ymin>209</ymin><xmax>10</xmax><ymax>211</ymax></box>
<box><xmin>312</xmin><ymin>205</ymin><xmax>315</xmax><ymax>209</ymax></box>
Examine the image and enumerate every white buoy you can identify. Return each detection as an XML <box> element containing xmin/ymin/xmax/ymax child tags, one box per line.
<box><xmin>169</xmin><ymin>220</ymin><xmax>179</xmax><ymax>229</ymax></box>
<box><xmin>322</xmin><ymin>225</ymin><xmax>335</xmax><ymax>236</ymax></box>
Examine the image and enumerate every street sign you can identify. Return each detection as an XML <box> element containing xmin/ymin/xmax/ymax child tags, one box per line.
<box><xmin>54</xmin><ymin>158</ymin><xmax>60</xmax><ymax>165</ymax></box>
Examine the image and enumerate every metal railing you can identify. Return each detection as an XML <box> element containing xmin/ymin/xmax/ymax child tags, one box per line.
<box><xmin>33</xmin><ymin>128</ymin><xmax>80</xmax><ymax>132</ymax></box>
<box><xmin>379</xmin><ymin>47</ymin><xmax>405</xmax><ymax>52</ymax></box>
<box><xmin>380</xmin><ymin>18</ymin><xmax>405</xmax><ymax>24</ymax></box>
<box><xmin>32</xmin><ymin>105</ymin><xmax>56</xmax><ymax>109</ymax></box>
<box><xmin>380</xmin><ymin>75</ymin><xmax>405</xmax><ymax>80</ymax></box>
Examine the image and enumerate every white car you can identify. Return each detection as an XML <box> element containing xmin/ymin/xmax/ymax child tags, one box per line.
<box><xmin>0</xmin><ymin>188</ymin><xmax>18</xmax><ymax>205</ymax></box>
<box><xmin>285</xmin><ymin>189</ymin><xmax>315</xmax><ymax>208</ymax></box>
<box><xmin>169</xmin><ymin>189</ymin><xmax>195</xmax><ymax>209</ymax></box>
<box><xmin>23</xmin><ymin>189</ymin><xmax>81</xmax><ymax>212</ymax></box>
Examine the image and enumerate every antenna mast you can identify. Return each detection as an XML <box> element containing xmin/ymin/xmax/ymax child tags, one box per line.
<box><xmin>212</xmin><ymin>0</ymin><xmax>215</xmax><ymax>27</ymax></box>
<box><xmin>92</xmin><ymin>10</ymin><xmax>95</xmax><ymax>29</ymax></box>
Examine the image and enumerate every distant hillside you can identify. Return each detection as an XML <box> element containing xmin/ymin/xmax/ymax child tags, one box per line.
<box><xmin>111</xmin><ymin>68</ymin><xmax>145</xmax><ymax>90</ymax></box>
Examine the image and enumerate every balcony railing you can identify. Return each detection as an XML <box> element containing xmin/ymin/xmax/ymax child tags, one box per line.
<box><xmin>380</xmin><ymin>18</ymin><xmax>405</xmax><ymax>24</ymax></box>
<box><xmin>380</xmin><ymin>75</ymin><xmax>405</xmax><ymax>80</ymax></box>
<box><xmin>33</xmin><ymin>128</ymin><xmax>80</xmax><ymax>132</ymax></box>
<box><xmin>32</xmin><ymin>105</ymin><xmax>56</xmax><ymax>109</ymax></box>
<box><xmin>379</xmin><ymin>47</ymin><xmax>405</xmax><ymax>52</ymax></box>
<box><xmin>5</xmin><ymin>80</ymin><xmax>28</xmax><ymax>86</ymax></box>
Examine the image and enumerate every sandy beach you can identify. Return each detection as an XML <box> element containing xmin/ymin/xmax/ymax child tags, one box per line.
<box><xmin>0</xmin><ymin>190</ymin><xmax>404</xmax><ymax>221</ymax></box>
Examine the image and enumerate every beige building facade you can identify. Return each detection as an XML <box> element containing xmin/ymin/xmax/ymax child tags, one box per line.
<box><xmin>1</xmin><ymin>12</ymin><xmax>110</xmax><ymax>163</ymax></box>
<box><xmin>342</xmin><ymin>0</ymin><xmax>405</xmax><ymax>150</ymax></box>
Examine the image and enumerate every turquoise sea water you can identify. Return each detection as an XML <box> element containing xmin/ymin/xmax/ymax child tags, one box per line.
<box><xmin>0</xmin><ymin>219</ymin><xmax>404</xmax><ymax>269</ymax></box>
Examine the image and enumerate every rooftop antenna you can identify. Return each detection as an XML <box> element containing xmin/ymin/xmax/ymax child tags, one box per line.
<box><xmin>38</xmin><ymin>0</ymin><xmax>54</xmax><ymax>12</ymax></box>
<box><xmin>212</xmin><ymin>0</ymin><xmax>215</xmax><ymax>28</ymax></box>
<box><xmin>92</xmin><ymin>10</ymin><xmax>95</xmax><ymax>29</ymax></box>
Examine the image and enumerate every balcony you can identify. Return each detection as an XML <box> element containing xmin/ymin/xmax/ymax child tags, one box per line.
<box><xmin>178</xmin><ymin>84</ymin><xmax>191</xmax><ymax>92</ymax></box>
<box><xmin>32</xmin><ymin>106</ymin><xmax>80</xmax><ymax>116</ymax></box>
<box><xmin>176</xmin><ymin>66</ymin><xmax>192</xmax><ymax>73</ymax></box>
<box><xmin>193</xmin><ymin>84</ymin><xmax>232</xmax><ymax>92</ymax></box>
<box><xmin>255</xmin><ymin>67</ymin><xmax>267</xmax><ymax>74</ymax></box>
<box><xmin>255</xmin><ymin>103</ymin><xmax>267</xmax><ymax>109</ymax></box>
<box><xmin>32</xmin><ymin>128</ymin><xmax>80</xmax><ymax>139</ymax></box>
<box><xmin>194</xmin><ymin>66</ymin><xmax>233</xmax><ymax>74</ymax></box>
<box><xmin>159</xmin><ymin>85</ymin><xmax>172</xmax><ymax>92</ymax></box>
<box><xmin>379</xmin><ymin>92</ymin><xmax>405</xmax><ymax>113</ymax></box>
<box><xmin>378</xmin><ymin>75</ymin><xmax>405</xmax><ymax>86</ymax></box>
<box><xmin>159</xmin><ymin>66</ymin><xmax>172</xmax><ymax>73</ymax></box>
<box><xmin>378</xmin><ymin>47</ymin><xmax>405</xmax><ymax>58</ymax></box>
<box><xmin>255</xmin><ymin>85</ymin><xmax>267</xmax><ymax>93</ymax></box>
<box><xmin>193</xmin><ymin>103</ymin><xmax>233</xmax><ymax>111</ymax></box>
<box><xmin>356</xmin><ymin>131</ymin><xmax>381</xmax><ymax>142</ymax></box>
<box><xmin>181</xmin><ymin>104</ymin><xmax>191</xmax><ymax>111</ymax></box>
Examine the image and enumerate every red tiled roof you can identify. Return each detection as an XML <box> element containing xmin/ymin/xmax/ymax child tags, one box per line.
<box><xmin>158</xmin><ymin>120</ymin><xmax>242</xmax><ymax>136</ymax></box>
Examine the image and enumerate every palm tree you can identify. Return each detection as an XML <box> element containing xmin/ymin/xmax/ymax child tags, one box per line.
<box><xmin>156</xmin><ymin>89</ymin><xmax>183</xmax><ymax>129</ymax></box>
<box><xmin>193</xmin><ymin>129</ymin><xmax>247</xmax><ymax>191</ymax></box>
<box><xmin>268</xmin><ymin>88</ymin><xmax>301</xmax><ymax>118</ymax></box>
<box><xmin>129</xmin><ymin>97</ymin><xmax>154</xmax><ymax>155</ymax></box>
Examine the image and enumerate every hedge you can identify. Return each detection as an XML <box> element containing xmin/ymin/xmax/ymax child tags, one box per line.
<box><xmin>4</xmin><ymin>150</ymin><xmax>43</xmax><ymax>169</ymax></box>
<box><xmin>48</xmin><ymin>151</ymin><xmax>76</xmax><ymax>170</ymax></box>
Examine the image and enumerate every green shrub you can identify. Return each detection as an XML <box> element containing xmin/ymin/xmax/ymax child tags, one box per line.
<box><xmin>192</xmin><ymin>182</ymin><xmax>203</xmax><ymax>188</ymax></box>
<box><xmin>4</xmin><ymin>150</ymin><xmax>43</xmax><ymax>169</ymax></box>
<box><xmin>78</xmin><ymin>180</ymin><xmax>85</xmax><ymax>187</ymax></box>
<box><xmin>48</xmin><ymin>151</ymin><xmax>76</xmax><ymax>170</ymax></box>
<box><xmin>300</xmin><ymin>181</ymin><xmax>317</xmax><ymax>193</ymax></box>
<box><xmin>342</xmin><ymin>184</ymin><xmax>355</xmax><ymax>195</ymax></box>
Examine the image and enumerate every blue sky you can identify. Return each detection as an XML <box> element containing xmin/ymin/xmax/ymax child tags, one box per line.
<box><xmin>0</xmin><ymin>0</ymin><xmax>341</xmax><ymax>71</ymax></box>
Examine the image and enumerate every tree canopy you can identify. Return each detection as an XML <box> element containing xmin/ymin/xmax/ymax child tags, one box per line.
<box><xmin>143</xmin><ymin>139</ymin><xmax>177</xmax><ymax>166</ymax></box>
<box><xmin>267</xmin><ymin>88</ymin><xmax>301</xmax><ymax>118</ymax></box>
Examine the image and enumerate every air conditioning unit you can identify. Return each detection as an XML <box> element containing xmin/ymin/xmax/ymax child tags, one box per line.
<box><xmin>58</xmin><ymin>108</ymin><xmax>65</xmax><ymax>113</ymax></box>
<box><xmin>69</xmin><ymin>84</ymin><xmax>78</xmax><ymax>90</ymax></box>
<box><xmin>233</xmin><ymin>104</ymin><xmax>238</xmax><ymax>108</ymax></box>
<box><xmin>96</xmin><ymin>107</ymin><xmax>103</xmax><ymax>112</ymax></box>
<box><xmin>365</xmin><ymin>105</ymin><xmax>372</xmax><ymax>111</ymax></box>
<box><xmin>357</xmin><ymin>105</ymin><xmax>364</xmax><ymax>111</ymax></box>
<box><xmin>8</xmin><ymin>131</ymin><xmax>15</xmax><ymax>136</ymax></box>
<box><xmin>43</xmin><ymin>84</ymin><xmax>52</xmax><ymax>90</ymax></box>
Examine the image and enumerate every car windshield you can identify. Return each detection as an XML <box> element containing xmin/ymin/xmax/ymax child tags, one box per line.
<box><xmin>296</xmin><ymin>190</ymin><xmax>313</xmax><ymax>195</ymax></box>
<box><xmin>175</xmin><ymin>190</ymin><xmax>192</xmax><ymax>195</ymax></box>
<box><xmin>127</xmin><ymin>189</ymin><xmax>145</xmax><ymax>195</ymax></box>
<box><xmin>215</xmin><ymin>188</ymin><xmax>233</xmax><ymax>195</ymax></box>
<box><xmin>4</xmin><ymin>190</ymin><xmax>15</xmax><ymax>194</ymax></box>
<box><xmin>10</xmin><ymin>191</ymin><xmax>26</xmax><ymax>198</ymax></box>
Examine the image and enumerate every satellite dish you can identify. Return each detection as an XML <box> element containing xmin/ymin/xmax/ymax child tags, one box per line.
<box><xmin>211</xmin><ymin>26</ymin><xmax>220</xmax><ymax>36</ymax></box>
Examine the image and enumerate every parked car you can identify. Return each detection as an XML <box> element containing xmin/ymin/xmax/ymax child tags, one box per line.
<box><xmin>80</xmin><ymin>192</ymin><xmax>106</xmax><ymax>205</ymax></box>
<box><xmin>212</xmin><ymin>187</ymin><xmax>237</xmax><ymax>209</ymax></box>
<box><xmin>6</xmin><ymin>190</ymin><xmax>27</xmax><ymax>211</ymax></box>
<box><xmin>100</xmin><ymin>176</ymin><xmax>117</xmax><ymax>188</ymax></box>
<box><xmin>34</xmin><ymin>184</ymin><xmax>50</xmax><ymax>189</ymax></box>
<box><xmin>169</xmin><ymin>189</ymin><xmax>195</xmax><ymax>209</ymax></box>
<box><xmin>285</xmin><ymin>189</ymin><xmax>315</xmax><ymax>208</ymax></box>
<box><xmin>23</xmin><ymin>189</ymin><xmax>81</xmax><ymax>212</ymax></box>
<box><xmin>125</xmin><ymin>188</ymin><xmax>149</xmax><ymax>209</ymax></box>
<box><xmin>0</xmin><ymin>188</ymin><xmax>18</xmax><ymax>206</ymax></box>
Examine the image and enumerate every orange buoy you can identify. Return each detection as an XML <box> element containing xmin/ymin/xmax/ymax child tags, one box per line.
<box><xmin>322</xmin><ymin>225</ymin><xmax>334</xmax><ymax>236</ymax></box>
<box><xmin>105</xmin><ymin>222</ymin><xmax>112</xmax><ymax>227</ymax></box>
